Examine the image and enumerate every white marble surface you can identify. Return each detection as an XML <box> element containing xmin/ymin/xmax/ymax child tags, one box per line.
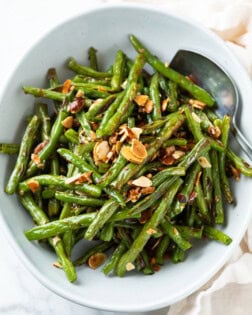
<box><xmin>0</xmin><ymin>0</ymin><xmax>171</xmax><ymax>314</ymax></box>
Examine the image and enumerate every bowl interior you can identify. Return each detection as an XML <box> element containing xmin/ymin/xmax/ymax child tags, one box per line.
<box><xmin>1</xmin><ymin>4</ymin><xmax>252</xmax><ymax>312</ymax></box>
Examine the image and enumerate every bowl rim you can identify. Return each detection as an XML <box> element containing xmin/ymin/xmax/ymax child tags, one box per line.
<box><xmin>1</xmin><ymin>2</ymin><xmax>252</xmax><ymax>312</ymax></box>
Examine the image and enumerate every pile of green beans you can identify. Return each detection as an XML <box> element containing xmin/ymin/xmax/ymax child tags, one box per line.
<box><xmin>2</xmin><ymin>35</ymin><xmax>252</xmax><ymax>282</ymax></box>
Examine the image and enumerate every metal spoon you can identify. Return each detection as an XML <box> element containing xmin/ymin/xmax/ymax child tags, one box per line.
<box><xmin>170</xmin><ymin>50</ymin><xmax>252</xmax><ymax>159</ymax></box>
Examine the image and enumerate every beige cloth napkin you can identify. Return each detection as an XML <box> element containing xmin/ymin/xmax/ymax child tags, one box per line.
<box><xmin>124</xmin><ymin>0</ymin><xmax>252</xmax><ymax>314</ymax></box>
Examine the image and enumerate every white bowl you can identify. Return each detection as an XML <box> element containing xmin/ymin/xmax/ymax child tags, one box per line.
<box><xmin>1</xmin><ymin>3</ymin><xmax>252</xmax><ymax>313</ymax></box>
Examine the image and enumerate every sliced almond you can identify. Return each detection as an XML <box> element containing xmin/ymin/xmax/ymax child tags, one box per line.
<box><xmin>164</xmin><ymin>145</ymin><xmax>176</xmax><ymax>157</ymax></box>
<box><xmin>33</xmin><ymin>140</ymin><xmax>48</xmax><ymax>154</ymax></box>
<box><xmin>126</xmin><ymin>262</ymin><xmax>135</xmax><ymax>271</ymax></box>
<box><xmin>64</xmin><ymin>172</ymin><xmax>93</xmax><ymax>184</ymax></box>
<box><xmin>131</xmin><ymin>127</ymin><xmax>142</xmax><ymax>140</ymax></box>
<box><xmin>31</xmin><ymin>153</ymin><xmax>41</xmax><ymax>166</ymax></box>
<box><xmin>121</xmin><ymin>146</ymin><xmax>144</xmax><ymax>164</ymax></box>
<box><xmin>131</xmin><ymin>139</ymin><xmax>147</xmax><ymax>159</ymax></box>
<box><xmin>207</xmin><ymin>125</ymin><xmax>221</xmax><ymax>139</ymax></box>
<box><xmin>141</xmin><ymin>186</ymin><xmax>155</xmax><ymax>195</ymax></box>
<box><xmin>132</xmin><ymin>176</ymin><xmax>152</xmax><ymax>187</ymax></box>
<box><xmin>189</xmin><ymin>98</ymin><xmax>206</xmax><ymax>109</ymax></box>
<box><xmin>53</xmin><ymin>262</ymin><xmax>62</xmax><ymax>269</ymax></box>
<box><xmin>61</xmin><ymin>116</ymin><xmax>73</xmax><ymax>129</ymax></box>
<box><xmin>145</xmin><ymin>99</ymin><xmax>154</xmax><ymax>113</ymax></box>
<box><xmin>146</xmin><ymin>228</ymin><xmax>157</xmax><ymax>235</ymax></box>
<box><xmin>75</xmin><ymin>89</ymin><xmax>84</xmax><ymax>98</ymax></box>
<box><xmin>88</xmin><ymin>253</ymin><xmax>106</xmax><ymax>269</ymax></box>
<box><xmin>134</xmin><ymin>94</ymin><xmax>149</xmax><ymax>106</ymax></box>
<box><xmin>93</xmin><ymin>140</ymin><xmax>110</xmax><ymax>165</ymax></box>
<box><xmin>126</xmin><ymin>187</ymin><xmax>142</xmax><ymax>203</ymax></box>
<box><xmin>198</xmin><ymin>156</ymin><xmax>212</xmax><ymax>168</ymax></box>
<box><xmin>161</xmin><ymin>98</ymin><xmax>169</xmax><ymax>112</ymax></box>
<box><xmin>27</xmin><ymin>179</ymin><xmax>40</xmax><ymax>193</ymax></box>
<box><xmin>172</xmin><ymin>150</ymin><xmax>186</xmax><ymax>160</ymax></box>
<box><xmin>62</xmin><ymin>79</ymin><xmax>72</xmax><ymax>94</ymax></box>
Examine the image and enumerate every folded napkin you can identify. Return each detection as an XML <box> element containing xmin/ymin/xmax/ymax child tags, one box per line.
<box><xmin>124</xmin><ymin>0</ymin><xmax>252</xmax><ymax>314</ymax></box>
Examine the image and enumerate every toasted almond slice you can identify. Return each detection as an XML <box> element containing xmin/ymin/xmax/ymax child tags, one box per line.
<box><xmin>31</xmin><ymin>153</ymin><xmax>41</xmax><ymax>166</ymax></box>
<box><xmin>131</xmin><ymin>139</ymin><xmax>147</xmax><ymax>159</ymax></box>
<box><xmin>207</xmin><ymin>125</ymin><xmax>221</xmax><ymax>139</ymax></box>
<box><xmin>27</xmin><ymin>179</ymin><xmax>40</xmax><ymax>193</ymax></box>
<box><xmin>93</xmin><ymin>140</ymin><xmax>110</xmax><ymax>164</ymax></box>
<box><xmin>146</xmin><ymin>228</ymin><xmax>157</xmax><ymax>235</ymax></box>
<box><xmin>62</xmin><ymin>79</ymin><xmax>72</xmax><ymax>94</ymax></box>
<box><xmin>131</xmin><ymin>127</ymin><xmax>142</xmax><ymax>140</ymax></box>
<box><xmin>61</xmin><ymin>116</ymin><xmax>73</xmax><ymax>129</ymax></box>
<box><xmin>189</xmin><ymin>99</ymin><xmax>206</xmax><ymax>108</ymax></box>
<box><xmin>132</xmin><ymin>176</ymin><xmax>152</xmax><ymax>187</ymax></box>
<box><xmin>161</xmin><ymin>98</ymin><xmax>169</xmax><ymax>112</ymax></box>
<box><xmin>126</xmin><ymin>262</ymin><xmax>135</xmax><ymax>271</ymax></box>
<box><xmin>141</xmin><ymin>186</ymin><xmax>155</xmax><ymax>195</ymax></box>
<box><xmin>134</xmin><ymin>94</ymin><xmax>149</xmax><ymax>106</ymax></box>
<box><xmin>75</xmin><ymin>89</ymin><xmax>84</xmax><ymax>98</ymax></box>
<box><xmin>33</xmin><ymin>140</ymin><xmax>49</xmax><ymax>154</ymax></box>
<box><xmin>121</xmin><ymin>146</ymin><xmax>143</xmax><ymax>164</ymax></box>
<box><xmin>145</xmin><ymin>99</ymin><xmax>154</xmax><ymax>113</ymax></box>
<box><xmin>88</xmin><ymin>253</ymin><xmax>106</xmax><ymax>269</ymax></box>
<box><xmin>198</xmin><ymin>156</ymin><xmax>212</xmax><ymax>168</ymax></box>
<box><xmin>172</xmin><ymin>150</ymin><xmax>186</xmax><ymax>160</ymax></box>
<box><xmin>53</xmin><ymin>262</ymin><xmax>62</xmax><ymax>269</ymax></box>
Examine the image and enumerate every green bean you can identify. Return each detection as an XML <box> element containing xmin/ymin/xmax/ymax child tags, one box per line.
<box><xmin>151</xmin><ymin>166</ymin><xmax>186</xmax><ymax>187</ymax></box>
<box><xmin>0</xmin><ymin>143</ymin><xmax>20</xmax><ymax>154</ymax></box>
<box><xmin>171</xmin><ymin>246</ymin><xmax>185</xmax><ymax>263</ymax></box>
<box><xmin>162</xmin><ymin>138</ymin><xmax>188</xmax><ymax>147</ymax></box>
<box><xmin>170</xmin><ymin>162</ymin><xmax>201</xmax><ymax>218</ymax></box>
<box><xmin>26</xmin><ymin>109</ymin><xmax>69</xmax><ymax>177</ymax></box>
<box><xmin>68</xmin><ymin>57</ymin><xmax>112</xmax><ymax>78</ymax></box>
<box><xmin>219</xmin><ymin>115</ymin><xmax>234</xmax><ymax>203</ymax></box>
<box><xmin>84</xmin><ymin>199</ymin><xmax>119</xmax><ymax>241</ymax></box>
<box><xmin>64</xmin><ymin>129</ymin><xmax>79</xmax><ymax>144</ymax></box>
<box><xmin>88</xmin><ymin>46</ymin><xmax>99</xmax><ymax>70</ymax></box>
<box><xmin>175</xmin><ymin>225</ymin><xmax>203</xmax><ymax>240</ymax></box>
<box><xmin>167</xmin><ymin>81</ymin><xmax>179</xmax><ymax>112</ymax></box>
<box><xmin>85</xmin><ymin>94</ymin><xmax>117</xmax><ymax>121</ymax></box>
<box><xmin>5</xmin><ymin>115</ymin><xmax>40</xmax><ymax>194</ymax></box>
<box><xmin>195</xmin><ymin>175</ymin><xmax>211</xmax><ymax>223</ymax></box>
<box><xmin>129</xmin><ymin>35</ymin><xmax>215</xmax><ymax>106</ymax></box>
<box><xmin>100</xmin><ymin>222</ymin><xmax>115</xmax><ymax>242</ymax></box>
<box><xmin>18</xmin><ymin>174</ymin><xmax>102</xmax><ymax>198</ymax></box>
<box><xmin>226</xmin><ymin>148</ymin><xmax>252</xmax><ymax>176</ymax></box>
<box><xmin>155</xmin><ymin>235</ymin><xmax>170</xmax><ymax>265</ymax></box>
<box><xmin>23</xmin><ymin>86</ymin><xmax>70</xmax><ymax>102</ymax></box>
<box><xmin>102</xmin><ymin>242</ymin><xmax>127</xmax><ymax>275</ymax></box>
<box><xmin>210</xmin><ymin>149</ymin><xmax>224</xmax><ymax>224</ymax></box>
<box><xmin>96</xmin><ymin>92</ymin><xmax>125</xmax><ymax>137</ymax></box>
<box><xmin>161</xmin><ymin>220</ymin><xmax>192</xmax><ymax>251</ymax></box>
<box><xmin>149</xmin><ymin>73</ymin><xmax>161</xmax><ymax>120</ymax></box>
<box><xmin>111</xmin><ymin>50</ymin><xmax>126</xmax><ymax>91</ymax></box>
<box><xmin>203</xmin><ymin>226</ymin><xmax>232</xmax><ymax>245</ymax></box>
<box><xmin>25</xmin><ymin>208</ymin><xmax>139</xmax><ymax>241</ymax></box>
<box><xmin>36</xmin><ymin>103</ymin><xmax>51</xmax><ymax>141</ymax></box>
<box><xmin>55</xmin><ymin>191</ymin><xmax>106</xmax><ymax>207</ymax></box>
<box><xmin>98</xmin><ymin>153</ymin><xmax>127</xmax><ymax>188</ymax></box>
<box><xmin>20</xmin><ymin>192</ymin><xmax>76</xmax><ymax>282</ymax></box>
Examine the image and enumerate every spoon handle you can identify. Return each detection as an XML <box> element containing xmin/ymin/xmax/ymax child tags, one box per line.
<box><xmin>232</xmin><ymin>123</ymin><xmax>252</xmax><ymax>161</ymax></box>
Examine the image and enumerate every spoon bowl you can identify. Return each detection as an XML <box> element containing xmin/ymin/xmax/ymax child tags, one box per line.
<box><xmin>170</xmin><ymin>50</ymin><xmax>252</xmax><ymax>159</ymax></box>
